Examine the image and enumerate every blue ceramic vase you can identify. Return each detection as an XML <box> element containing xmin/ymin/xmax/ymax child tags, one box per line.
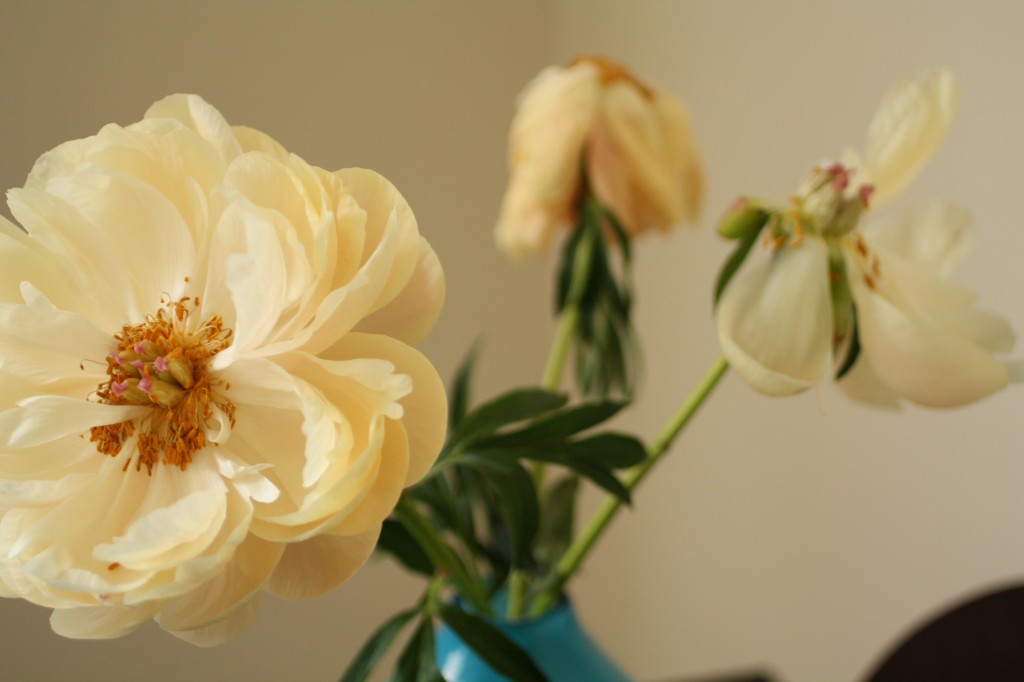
<box><xmin>435</xmin><ymin>597</ymin><xmax>630</xmax><ymax>682</ymax></box>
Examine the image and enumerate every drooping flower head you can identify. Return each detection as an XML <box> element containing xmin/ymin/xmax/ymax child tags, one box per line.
<box><xmin>496</xmin><ymin>55</ymin><xmax>705</xmax><ymax>258</ymax></box>
<box><xmin>0</xmin><ymin>95</ymin><xmax>447</xmax><ymax>644</ymax></box>
<box><xmin>716</xmin><ymin>70</ymin><xmax>1016</xmax><ymax>408</ymax></box>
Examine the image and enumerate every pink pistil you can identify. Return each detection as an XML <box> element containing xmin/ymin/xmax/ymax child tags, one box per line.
<box><xmin>111</xmin><ymin>380</ymin><xmax>130</xmax><ymax>398</ymax></box>
<box><xmin>858</xmin><ymin>183</ymin><xmax>875</xmax><ymax>205</ymax></box>
<box><xmin>138</xmin><ymin>375</ymin><xmax>153</xmax><ymax>394</ymax></box>
<box><xmin>154</xmin><ymin>356</ymin><xmax>169</xmax><ymax>373</ymax></box>
<box><xmin>133</xmin><ymin>342</ymin><xmax>149</xmax><ymax>355</ymax></box>
<box><xmin>131</xmin><ymin>360</ymin><xmax>145</xmax><ymax>371</ymax></box>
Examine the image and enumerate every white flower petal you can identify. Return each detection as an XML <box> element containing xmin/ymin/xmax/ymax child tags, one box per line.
<box><xmin>851</xmin><ymin>273</ymin><xmax>1009</xmax><ymax>407</ymax></box>
<box><xmin>862</xmin><ymin>69</ymin><xmax>960</xmax><ymax>207</ymax></box>
<box><xmin>837</xmin><ymin>356</ymin><xmax>903</xmax><ymax>410</ymax></box>
<box><xmin>865</xmin><ymin>201</ymin><xmax>973</xmax><ymax>277</ymax></box>
<box><xmin>717</xmin><ymin>240</ymin><xmax>834</xmax><ymax>395</ymax></box>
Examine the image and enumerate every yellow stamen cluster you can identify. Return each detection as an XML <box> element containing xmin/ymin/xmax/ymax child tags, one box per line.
<box><xmin>89</xmin><ymin>296</ymin><xmax>236</xmax><ymax>474</ymax></box>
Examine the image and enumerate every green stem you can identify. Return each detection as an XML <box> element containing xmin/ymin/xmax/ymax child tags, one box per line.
<box><xmin>394</xmin><ymin>496</ymin><xmax>491</xmax><ymax>614</ymax></box>
<box><xmin>528</xmin><ymin>355</ymin><xmax>730</xmax><ymax>617</ymax></box>
<box><xmin>506</xmin><ymin>569</ymin><xmax>528</xmax><ymax>619</ymax></box>
<box><xmin>541</xmin><ymin>305</ymin><xmax>580</xmax><ymax>392</ymax></box>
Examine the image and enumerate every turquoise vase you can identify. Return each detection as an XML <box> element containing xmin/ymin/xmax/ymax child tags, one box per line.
<box><xmin>435</xmin><ymin>597</ymin><xmax>630</xmax><ymax>682</ymax></box>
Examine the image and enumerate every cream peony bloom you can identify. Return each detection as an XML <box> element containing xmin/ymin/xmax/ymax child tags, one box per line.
<box><xmin>495</xmin><ymin>55</ymin><xmax>704</xmax><ymax>258</ymax></box>
<box><xmin>0</xmin><ymin>95</ymin><xmax>447</xmax><ymax>644</ymax></box>
<box><xmin>717</xmin><ymin>70</ymin><xmax>1016</xmax><ymax>408</ymax></box>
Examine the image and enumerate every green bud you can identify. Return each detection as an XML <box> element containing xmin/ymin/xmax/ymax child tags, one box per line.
<box><xmin>717</xmin><ymin>197</ymin><xmax>770</xmax><ymax>239</ymax></box>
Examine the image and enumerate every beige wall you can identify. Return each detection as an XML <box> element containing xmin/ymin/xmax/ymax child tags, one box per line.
<box><xmin>1</xmin><ymin>1</ymin><xmax>1023</xmax><ymax>681</ymax></box>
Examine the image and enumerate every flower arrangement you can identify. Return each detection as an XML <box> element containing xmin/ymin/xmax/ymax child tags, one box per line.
<box><xmin>0</xmin><ymin>57</ymin><xmax>1016</xmax><ymax>681</ymax></box>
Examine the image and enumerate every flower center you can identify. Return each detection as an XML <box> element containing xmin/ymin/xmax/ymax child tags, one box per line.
<box><xmin>797</xmin><ymin>162</ymin><xmax>875</xmax><ymax>238</ymax></box>
<box><xmin>89</xmin><ymin>296</ymin><xmax>235</xmax><ymax>474</ymax></box>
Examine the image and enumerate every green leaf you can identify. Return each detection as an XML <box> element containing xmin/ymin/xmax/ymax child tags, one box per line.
<box><xmin>393</xmin><ymin>617</ymin><xmax>442</xmax><ymax>682</ymax></box>
<box><xmin>377</xmin><ymin>520</ymin><xmax>434</xmax><ymax>576</ymax></box>
<box><xmin>459</xmin><ymin>455</ymin><xmax>539</xmax><ymax>567</ymax></box>
<box><xmin>563</xmin><ymin>459</ymin><xmax>632</xmax><ymax>505</ymax></box>
<box><xmin>339</xmin><ymin>608</ymin><xmax>417</xmax><ymax>682</ymax></box>
<box><xmin>473</xmin><ymin>400</ymin><xmax>627</xmax><ymax>450</ymax></box>
<box><xmin>437</xmin><ymin>604</ymin><xmax>549</xmax><ymax>682</ymax></box>
<box><xmin>596</xmin><ymin>200</ymin><xmax>633</xmax><ymax>263</ymax></box>
<box><xmin>563</xmin><ymin>433</ymin><xmax>647</xmax><ymax>468</ymax></box>
<box><xmin>713</xmin><ymin>217</ymin><xmax>768</xmax><ymax>307</ymax></box>
<box><xmin>534</xmin><ymin>475</ymin><xmax>579</xmax><ymax>567</ymax></box>
<box><xmin>449</xmin><ymin>342</ymin><xmax>480</xmax><ymax>431</ymax></box>
<box><xmin>834</xmin><ymin>308</ymin><xmax>862</xmax><ymax>380</ymax></box>
<box><xmin>448</xmin><ymin>389</ymin><xmax>567</xmax><ymax>449</ymax></box>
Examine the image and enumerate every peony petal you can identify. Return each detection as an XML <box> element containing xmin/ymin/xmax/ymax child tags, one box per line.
<box><xmin>0</xmin><ymin>298</ymin><xmax>111</xmax><ymax>388</ymax></box>
<box><xmin>321</xmin><ymin>333</ymin><xmax>446</xmax><ymax>485</ymax></box>
<box><xmin>862</xmin><ymin>69</ymin><xmax>960</xmax><ymax>207</ymax></box>
<box><xmin>165</xmin><ymin>594</ymin><xmax>262</xmax><ymax>647</ymax></box>
<box><xmin>266</xmin><ymin>525</ymin><xmax>380</xmax><ymax>600</ymax></box>
<box><xmin>334</xmin><ymin>168</ymin><xmax>421</xmax><ymax>315</ymax></box>
<box><xmin>326</xmin><ymin>420</ymin><xmax>408</xmax><ymax>537</ymax></box>
<box><xmin>231</xmin><ymin>125</ymin><xmax>289</xmax><ymax>160</ymax></box>
<box><xmin>157</xmin><ymin>534</ymin><xmax>282</xmax><ymax>631</ymax></box>
<box><xmin>354</xmin><ymin>237</ymin><xmax>445</xmax><ymax>345</ymax></box>
<box><xmin>717</xmin><ymin>239</ymin><xmax>834</xmax><ymax>395</ymax></box>
<box><xmin>145</xmin><ymin>94</ymin><xmax>242</xmax><ymax>164</ymax></box>
<box><xmin>92</xmin><ymin>462</ymin><xmax>227</xmax><ymax>572</ymax></box>
<box><xmin>864</xmin><ymin>201</ymin><xmax>973</xmax><ymax>277</ymax></box>
<box><xmin>50</xmin><ymin>601</ymin><xmax>162</xmax><ymax>640</ymax></box>
<box><xmin>851</xmin><ymin>272</ymin><xmax>1009</xmax><ymax>407</ymax></box>
<box><xmin>495</xmin><ymin>63</ymin><xmax>600</xmax><ymax>258</ymax></box>
<box><xmin>0</xmin><ymin>396</ymin><xmax>146</xmax><ymax>449</ymax></box>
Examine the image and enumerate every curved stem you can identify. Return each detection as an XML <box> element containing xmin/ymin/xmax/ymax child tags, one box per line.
<box><xmin>528</xmin><ymin>355</ymin><xmax>730</xmax><ymax>617</ymax></box>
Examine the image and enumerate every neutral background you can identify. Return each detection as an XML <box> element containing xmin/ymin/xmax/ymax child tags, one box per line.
<box><xmin>1</xmin><ymin>2</ymin><xmax>1022</xmax><ymax>681</ymax></box>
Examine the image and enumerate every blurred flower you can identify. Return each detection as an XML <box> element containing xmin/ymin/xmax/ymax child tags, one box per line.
<box><xmin>717</xmin><ymin>70</ymin><xmax>1016</xmax><ymax>407</ymax></box>
<box><xmin>496</xmin><ymin>55</ymin><xmax>704</xmax><ymax>258</ymax></box>
<box><xmin>0</xmin><ymin>95</ymin><xmax>447</xmax><ymax>644</ymax></box>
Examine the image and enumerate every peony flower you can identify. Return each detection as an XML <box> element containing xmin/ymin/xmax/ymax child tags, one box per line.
<box><xmin>717</xmin><ymin>70</ymin><xmax>1016</xmax><ymax>407</ymax></box>
<box><xmin>495</xmin><ymin>55</ymin><xmax>704</xmax><ymax>258</ymax></box>
<box><xmin>0</xmin><ymin>94</ymin><xmax>447</xmax><ymax>644</ymax></box>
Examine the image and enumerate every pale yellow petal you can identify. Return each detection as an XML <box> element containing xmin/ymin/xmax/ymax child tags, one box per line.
<box><xmin>717</xmin><ymin>240</ymin><xmax>834</xmax><ymax>395</ymax></box>
<box><xmin>862</xmin><ymin>69</ymin><xmax>960</xmax><ymax>207</ymax></box>
<box><xmin>851</xmin><ymin>271</ymin><xmax>1009</xmax><ymax>407</ymax></box>
<box><xmin>50</xmin><ymin>601</ymin><xmax>162</xmax><ymax>640</ymax></box>
<box><xmin>266</xmin><ymin>525</ymin><xmax>380</xmax><ymax>600</ymax></box>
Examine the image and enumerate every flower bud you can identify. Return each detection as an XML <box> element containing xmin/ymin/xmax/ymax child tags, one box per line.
<box><xmin>717</xmin><ymin>197</ymin><xmax>770</xmax><ymax>239</ymax></box>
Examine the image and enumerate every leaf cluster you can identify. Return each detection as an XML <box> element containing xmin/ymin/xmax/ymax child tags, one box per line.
<box><xmin>556</xmin><ymin>200</ymin><xmax>638</xmax><ymax>398</ymax></box>
<box><xmin>353</xmin><ymin>351</ymin><xmax>648</xmax><ymax>681</ymax></box>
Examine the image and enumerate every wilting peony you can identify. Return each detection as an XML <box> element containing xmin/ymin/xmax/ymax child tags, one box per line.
<box><xmin>0</xmin><ymin>95</ymin><xmax>447</xmax><ymax>644</ymax></box>
<box><xmin>716</xmin><ymin>70</ymin><xmax>1016</xmax><ymax>407</ymax></box>
<box><xmin>495</xmin><ymin>55</ymin><xmax>704</xmax><ymax>258</ymax></box>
